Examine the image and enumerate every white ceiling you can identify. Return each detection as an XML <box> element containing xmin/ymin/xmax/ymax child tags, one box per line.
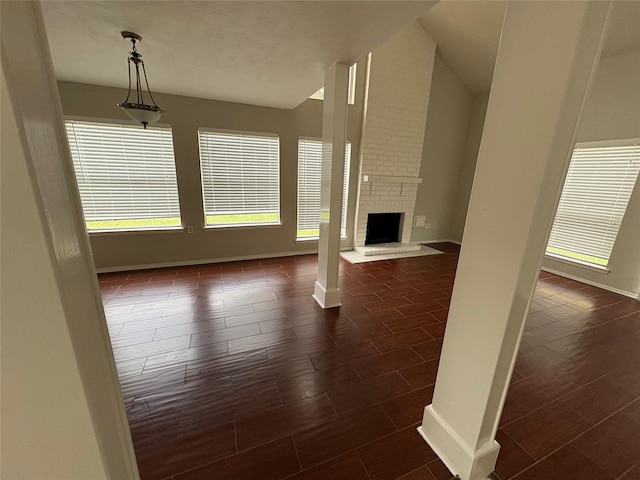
<box><xmin>40</xmin><ymin>1</ymin><xmax>640</xmax><ymax>105</ymax></box>
<box><xmin>601</xmin><ymin>0</ymin><xmax>640</xmax><ymax>58</ymax></box>
<box><xmin>419</xmin><ymin>1</ymin><xmax>640</xmax><ymax>94</ymax></box>
<box><xmin>41</xmin><ymin>0</ymin><xmax>435</xmax><ymax>109</ymax></box>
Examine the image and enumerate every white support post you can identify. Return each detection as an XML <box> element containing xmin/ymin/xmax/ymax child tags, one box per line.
<box><xmin>314</xmin><ymin>63</ymin><xmax>349</xmax><ymax>309</ymax></box>
<box><xmin>1</xmin><ymin>2</ymin><xmax>140</xmax><ymax>478</ymax></box>
<box><xmin>418</xmin><ymin>2</ymin><xmax>610</xmax><ymax>480</ymax></box>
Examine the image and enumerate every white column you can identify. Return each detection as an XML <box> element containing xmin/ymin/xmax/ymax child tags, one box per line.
<box><xmin>418</xmin><ymin>3</ymin><xmax>610</xmax><ymax>480</ymax></box>
<box><xmin>1</xmin><ymin>2</ymin><xmax>139</xmax><ymax>478</ymax></box>
<box><xmin>314</xmin><ymin>63</ymin><xmax>349</xmax><ymax>309</ymax></box>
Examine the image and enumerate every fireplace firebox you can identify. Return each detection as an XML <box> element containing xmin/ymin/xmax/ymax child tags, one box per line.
<box><xmin>365</xmin><ymin>213</ymin><xmax>403</xmax><ymax>245</ymax></box>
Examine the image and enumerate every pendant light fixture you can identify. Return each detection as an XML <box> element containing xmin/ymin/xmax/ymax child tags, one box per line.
<box><xmin>117</xmin><ymin>31</ymin><xmax>164</xmax><ymax>129</ymax></box>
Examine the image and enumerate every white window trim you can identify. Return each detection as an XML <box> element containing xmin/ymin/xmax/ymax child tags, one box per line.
<box><xmin>65</xmin><ymin>115</ymin><xmax>172</xmax><ymax>130</ymax></box>
<box><xmin>545</xmin><ymin>137</ymin><xmax>640</xmax><ymax>269</ymax></box>
<box><xmin>296</xmin><ymin>137</ymin><xmax>351</xmax><ymax>240</ymax></box>
<box><xmin>88</xmin><ymin>226</ymin><xmax>184</xmax><ymax>236</ymax></box>
<box><xmin>65</xmin><ymin>117</ymin><xmax>182</xmax><ymax>233</ymax></box>
<box><xmin>198</xmin><ymin>127</ymin><xmax>281</xmax><ymax>228</ymax></box>
<box><xmin>576</xmin><ymin>138</ymin><xmax>640</xmax><ymax>149</ymax></box>
<box><xmin>198</xmin><ymin>126</ymin><xmax>280</xmax><ymax>139</ymax></box>
<box><xmin>204</xmin><ymin>223</ymin><xmax>282</xmax><ymax>232</ymax></box>
<box><xmin>544</xmin><ymin>252</ymin><xmax>610</xmax><ymax>274</ymax></box>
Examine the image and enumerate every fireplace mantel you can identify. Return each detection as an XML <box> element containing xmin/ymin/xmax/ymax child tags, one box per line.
<box><xmin>362</xmin><ymin>175</ymin><xmax>422</xmax><ymax>184</ymax></box>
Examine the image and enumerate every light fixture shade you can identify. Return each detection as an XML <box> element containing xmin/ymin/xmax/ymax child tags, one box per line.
<box><xmin>118</xmin><ymin>103</ymin><xmax>164</xmax><ymax>126</ymax></box>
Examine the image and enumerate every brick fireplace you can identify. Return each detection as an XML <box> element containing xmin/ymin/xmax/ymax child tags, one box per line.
<box><xmin>353</xmin><ymin>22</ymin><xmax>436</xmax><ymax>251</ymax></box>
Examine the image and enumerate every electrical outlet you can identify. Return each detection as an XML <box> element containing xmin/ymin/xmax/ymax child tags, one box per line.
<box><xmin>425</xmin><ymin>223</ymin><xmax>432</xmax><ymax>230</ymax></box>
<box><xmin>187</xmin><ymin>226</ymin><xmax>194</xmax><ymax>234</ymax></box>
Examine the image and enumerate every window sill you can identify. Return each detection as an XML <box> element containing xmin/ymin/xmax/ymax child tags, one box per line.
<box><xmin>88</xmin><ymin>226</ymin><xmax>184</xmax><ymax>236</ymax></box>
<box><xmin>204</xmin><ymin>223</ymin><xmax>282</xmax><ymax>231</ymax></box>
<box><xmin>544</xmin><ymin>253</ymin><xmax>610</xmax><ymax>274</ymax></box>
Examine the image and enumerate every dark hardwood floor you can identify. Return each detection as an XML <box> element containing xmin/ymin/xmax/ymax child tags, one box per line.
<box><xmin>99</xmin><ymin>243</ymin><xmax>640</xmax><ymax>480</ymax></box>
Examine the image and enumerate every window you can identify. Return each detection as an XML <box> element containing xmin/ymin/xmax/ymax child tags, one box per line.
<box><xmin>65</xmin><ymin>120</ymin><xmax>181</xmax><ymax>232</ymax></box>
<box><xmin>199</xmin><ymin>129</ymin><xmax>280</xmax><ymax>227</ymax></box>
<box><xmin>297</xmin><ymin>138</ymin><xmax>351</xmax><ymax>239</ymax></box>
<box><xmin>546</xmin><ymin>139</ymin><xmax>640</xmax><ymax>268</ymax></box>
<box><xmin>309</xmin><ymin>64</ymin><xmax>357</xmax><ymax>104</ymax></box>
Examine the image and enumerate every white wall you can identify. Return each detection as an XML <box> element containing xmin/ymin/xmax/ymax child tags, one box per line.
<box><xmin>1</xmin><ymin>68</ymin><xmax>109</xmax><ymax>480</ymax></box>
<box><xmin>411</xmin><ymin>52</ymin><xmax>474</xmax><ymax>243</ymax></box>
<box><xmin>57</xmin><ymin>55</ymin><xmax>367</xmax><ymax>271</ymax></box>
<box><xmin>444</xmin><ymin>49</ymin><xmax>640</xmax><ymax>296</ymax></box>
<box><xmin>541</xmin><ymin>49</ymin><xmax>640</xmax><ymax>296</ymax></box>
<box><xmin>575</xmin><ymin>49</ymin><xmax>640</xmax><ymax>142</ymax></box>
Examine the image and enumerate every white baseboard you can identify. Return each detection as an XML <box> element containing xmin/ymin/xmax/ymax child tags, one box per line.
<box><xmin>540</xmin><ymin>266</ymin><xmax>637</xmax><ymax>299</ymax></box>
<box><xmin>421</xmin><ymin>239</ymin><xmax>462</xmax><ymax>246</ymax></box>
<box><xmin>312</xmin><ymin>282</ymin><xmax>341</xmax><ymax>309</ymax></box>
<box><xmin>95</xmin><ymin>239</ymin><xmax>465</xmax><ymax>274</ymax></box>
<box><xmin>419</xmin><ymin>405</ymin><xmax>500</xmax><ymax>480</ymax></box>
<box><xmin>95</xmin><ymin>249</ymin><xmax>319</xmax><ymax>273</ymax></box>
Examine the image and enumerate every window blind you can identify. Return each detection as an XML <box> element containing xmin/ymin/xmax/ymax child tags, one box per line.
<box><xmin>297</xmin><ymin>139</ymin><xmax>351</xmax><ymax>238</ymax></box>
<box><xmin>65</xmin><ymin>120</ymin><xmax>181</xmax><ymax>231</ymax></box>
<box><xmin>343</xmin><ymin>143</ymin><xmax>352</xmax><ymax>236</ymax></box>
<box><xmin>546</xmin><ymin>140</ymin><xmax>640</xmax><ymax>267</ymax></box>
<box><xmin>199</xmin><ymin>129</ymin><xmax>280</xmax><ymax>226</ymax></box>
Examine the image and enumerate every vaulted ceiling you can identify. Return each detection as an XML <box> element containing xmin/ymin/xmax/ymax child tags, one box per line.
<box><xmin>419</xmin><ymin>1</ymin><xmax>505</xmax><ymax>94</ymax></box>
<box><xmin>41</xmin><ymin>1</ymin><xmax>435</xmax><ymax>109</ymax></box>
<box><xmin>419</xmin><ymin>0</ymin><xmax>640</xmax><ymax>94</ymax></box>
<box><xmin>41</xmin><ymin>1</ymin><xmax>640</xmax><ymax>106</ymax></box>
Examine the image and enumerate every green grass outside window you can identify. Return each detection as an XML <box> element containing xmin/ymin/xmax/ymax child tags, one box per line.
<box><xmin>206</xmin><ymin>212</ymin><xmax>279</xmax><ymax>226</ymax></box>
<box><xmin>297</xmin><ymin>229</ymin><xmax>320</xmax><ymax>239</ymax></box>
<box><xmin>545</xmin><ymin>246</ymin><xmax>608</xmax><ymax>267</ymax></box>
<box><xmin>86</xmin><ymin>217</ymin><xmax>181</xmax><ymax>231</ymax></box>
<box><xmin>86</xmin><ymin>213</ymin><xmax>281</xmax><ymax>231</ymax></box>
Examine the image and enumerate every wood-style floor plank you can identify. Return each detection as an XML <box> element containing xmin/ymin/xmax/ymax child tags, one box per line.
<box><xmin>99</xmin><ymin>245</ymin><xmax>640</xmax><ymax>480</ymax></box>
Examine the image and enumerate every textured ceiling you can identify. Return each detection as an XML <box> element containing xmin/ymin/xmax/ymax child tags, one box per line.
<box><xmin>40</xmin><ymin>1</ymin><xmax>640</xmax><ymax>105</ymax></box>
<box><xmin>419</xmin><ymin>1</ymin><xmax>640</xmax><ymax>94</ymax></box>
<box><xmin>41</xmin><ymin>1</ymin><xmax>435</xmax><ymax>109</ymax></box>
<box><xmin>601</xmin><ymin>0</ymin><xmax>640</xmax><ymax>58</ymax></box>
